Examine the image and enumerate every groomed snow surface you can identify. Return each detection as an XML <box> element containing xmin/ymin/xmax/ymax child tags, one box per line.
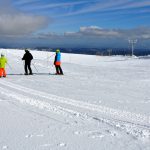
<box><xmin>0</xmin><ymin>49</ymin><xmax>150</xmax><ymax>150</ymax></box>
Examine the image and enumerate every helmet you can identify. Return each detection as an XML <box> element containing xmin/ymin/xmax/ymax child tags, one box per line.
<box><xmin>56</xmin><ymin>49</ymin><xmax>60</xmax><ymax>53</ymax></box>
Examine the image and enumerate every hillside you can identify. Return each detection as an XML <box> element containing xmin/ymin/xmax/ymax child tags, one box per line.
<box><xmin>0</xmin><ymin>49</ymin><xmax>150</xmax><ymax>150</ymax></box>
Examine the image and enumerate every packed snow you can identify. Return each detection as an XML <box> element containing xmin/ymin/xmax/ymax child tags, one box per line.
<box><xmin>0</xmin><ymin>48</ymin><xmax>150</xmax><ymax>150</ymax></box>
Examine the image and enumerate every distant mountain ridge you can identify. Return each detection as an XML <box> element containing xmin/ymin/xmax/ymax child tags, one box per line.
<box><xmin>1</xmin><ymin>47</ymin><xmax>150</xmax><ymax>56</ymax></box>
<box><xmin>34</xmin><ymin>47</ymin><xmax>150</xmax><ymax>56</ymax></box>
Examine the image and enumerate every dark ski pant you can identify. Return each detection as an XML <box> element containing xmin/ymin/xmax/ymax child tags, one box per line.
<box><xmin>25</xmin><ymin>61</ymin><xmax>32</xmax><ymax>74</ymax></box>
<box><xmin>55</xmin><ymin>65</ymin><xmax>63</xmax><ymax>74</ymax></box>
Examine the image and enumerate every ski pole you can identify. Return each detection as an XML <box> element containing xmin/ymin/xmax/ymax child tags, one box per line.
<box><xmin>32</xmin><ymin>63</ymin><xmax>39</xmax><ymax>73</ymax></box>
<box><xmin>47</xmin><ymin>54</ymin><xmax>55</xmax><ymax>59</ymax></box>
<box><xmin>7</xmin><ymin>63</ymin><xmax>13</xmax><ymax>71</ymax></box>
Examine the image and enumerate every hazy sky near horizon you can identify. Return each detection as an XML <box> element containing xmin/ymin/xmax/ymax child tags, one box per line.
<box><xmin>0</xmin><ymin>0</ymin><xmax>150</xmax><ymax>48</ymax></box>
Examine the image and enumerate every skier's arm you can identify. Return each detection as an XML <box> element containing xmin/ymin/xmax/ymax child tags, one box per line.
<box><xmin>5</xmin><ymin>58</ymin><xmax>7</xmax><ymax>64</ymax></box>
<box><xmin>22</xmin><ymin>54</ymin><xmax>25</xmax><ymax>60</ymax></box>
<box><xmin>54</xmin><ymin>55</ymin><xmax>57</xmax><ymax>65</ymax></box>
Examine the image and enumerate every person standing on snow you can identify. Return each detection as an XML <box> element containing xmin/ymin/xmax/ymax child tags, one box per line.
<box><xmin>0</xmin><ymin>53</ymin><xmax>7</xmax><ymax>78</ymax></box>
<box><xmin>54</xmin><ymin>49</ymin><xmax>63</xmax><ymax>75</ymax></box>
<box><xmin>22</xmin><ymin>49</ymin><xmax>33</xmax><ymax>75</ymax></box>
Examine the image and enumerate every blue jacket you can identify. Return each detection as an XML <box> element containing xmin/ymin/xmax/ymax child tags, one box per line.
<box><xmin>54</xmin><ymin>52</ymin><xmax>61</xmax><ymax>65</ymax></box>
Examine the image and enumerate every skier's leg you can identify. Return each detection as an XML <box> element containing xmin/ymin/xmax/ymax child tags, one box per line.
<box><xmin>58</xmin><ymin>66</ymin><xmax>63</xmax><ymax>75</ymax></box>
<box><xmin>3</xmin><ymin>68</ymin><xmax>6</xmax><ymax>77</ymax></box>
<box><xmin>25</xmin><ymin>63</ymin><xmax>28</xmax><ymax>74</ymax></box>
<box><xmin>28</xmin><ymin>62</ymin><xmax>32</xmax><ymax>74</ymax></box>
<box><xmin>0</xmin><ymin>68</ymin><xmax>2</xmax><ymax>77</ymax></box>
<box><xmin>55</xmin><ymin>65</ymin><xmax>59</xmax><ymax>74</ymax></box>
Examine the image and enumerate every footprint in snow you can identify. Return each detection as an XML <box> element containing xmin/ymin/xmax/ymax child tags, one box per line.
<box><xmin>36</xmin><ymin>134</ymin><xmax>44</xmax><ymax>137</ymax></box>
<box><xmin>2</xmin><ymin>146</ymin><xmax>8</xmax><ymax>149</ymax></box>
<box><xmin>57</xmin><ymin>143</ymin><xmax>66</xmax><ymax>147</ymax></box>
<box><xmin>105</xmin><ymin>130</ymin><xmax>118</xmax><ymax>137</ymax></box>
<box><xmin>88</xmin><ymin>132</ymin><xmax>105</xmax><ymax>139</ymax></box>
<box><xmin>25</xmin><ymin>134</ymin><xmax>44</xmax><ymax>138</ymax></box>
<box><xmin>74</xmin><ymin>131</ymin><xmax>81</xmax><ymax>135</ymax></box>
<box><xmin>25</xmin><ymin>134</ymin><xmax>33</xmax><ymax>138</ymax></box>
<box><xmin>74</xmin><ymin>131</ymin><xmax>105</xmax><ymax>139</ymax></box>
<box><xmin>141</xmin><ymin>99</ymin><xmax>150</xmax><ymax>104</ymax></box>
<box><xmin>40</xmin><ymin>144</ymin><xmax>52</xmax><ymax>147</ymax></box>
<box><xmin>40</xmin><ymin>143</ymin><xmax>66</xmax><ymax>148</ymax></box>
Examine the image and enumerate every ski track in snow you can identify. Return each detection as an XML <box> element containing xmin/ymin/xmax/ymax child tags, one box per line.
<box><xmin>0</xmin><ymin>80</ymin><xmax>149</xmax><ymax>124</ymax></box>
<box><xmin>0</xmin><ymin>80</ymin><xmax>150</xmax><ymax>141</ymax></box>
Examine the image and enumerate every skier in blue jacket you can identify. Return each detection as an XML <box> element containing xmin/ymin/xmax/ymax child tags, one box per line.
<box><xmin>54</xmin><ymin>49</ymin><xmax>63</xmax><ymax>75</ymax></box>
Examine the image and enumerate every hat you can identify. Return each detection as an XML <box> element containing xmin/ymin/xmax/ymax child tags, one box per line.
<box><xmin>25</xmin><ymin>49</ymin><xmax>29</xmax><ymax>52</ymax></box>
<box><xmin>1</xmin><ymin>53</ymin><xmax>4</xmax><ymax>57</ymax></box>
<box><xmin>56</xmin><ymin>49</ymin><xmax>60</xmax><ymax>53</ymax></box>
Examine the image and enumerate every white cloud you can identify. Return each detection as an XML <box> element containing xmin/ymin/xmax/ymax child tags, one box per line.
<box><xmin>117</xmin><ymin>1</ymin><xmax>150</xmax><ymax>10</ymax></box>
<box><xmin>57</xmin><ymin>0</ymin><xmax>150</xmax><ymax>17</ymax></box>
<box><xmin>0</xmin><ymin>14</ymin><xmax>48</xmax><ymax>36</ymax></box>
<box><xmin>38</xmin><ymin>26</ymin><xmax>150</xmax><ymax>40</ymax></box>
<box><xmin>64</xmin><ymin>26</ymin><xmax>120</xmax><ymax>37</ymax></box>
<box><xmin>14</xmin><ymin>0</ymin><xmax>39</xmax><ymax>5</ymax></box>
<box><xmin>0</xmin><ymin>0</ymin><xmax>49</xmax><ymax>36</ymax></box>
<box><xmin>1</xmin><ymin>26</ymin><xmax>150</xmax><ymax>48</ymax></box>
<box><xmin>57</xmin><ymin>0</ymin><xmax>126</xmax><ymax>17</ymax></box>
<box><xmin>30</xmin><ymin>1</ymin><xmax>90</xmax><ymax>10</ymax></box>
<box><xmin>79</xmin><ymin>26</ymin><xmax>120</xmax><ymax>36</ymax></box>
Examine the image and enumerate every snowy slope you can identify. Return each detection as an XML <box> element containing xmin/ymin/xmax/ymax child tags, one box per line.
<box><xmin>0</xmin><ymin>49</ymin><xmax>150</xmax><ymax>150</ymax></box>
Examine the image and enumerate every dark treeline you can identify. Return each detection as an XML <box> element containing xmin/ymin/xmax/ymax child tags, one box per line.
<box><xmin>35</xmin><ymin>47</ymin><xmax>150</xmax><ymax>56</ymax></box>
<box><xmin>1</xmin><ymin>47</ymin><xmax>150</xmax><ymax>56</ymax></box>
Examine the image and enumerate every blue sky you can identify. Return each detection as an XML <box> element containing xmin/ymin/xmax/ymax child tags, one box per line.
<box><xmin>0</xmin><ymin>0</ymin><xmax>150</xmax><ymax>48</ymax></box>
